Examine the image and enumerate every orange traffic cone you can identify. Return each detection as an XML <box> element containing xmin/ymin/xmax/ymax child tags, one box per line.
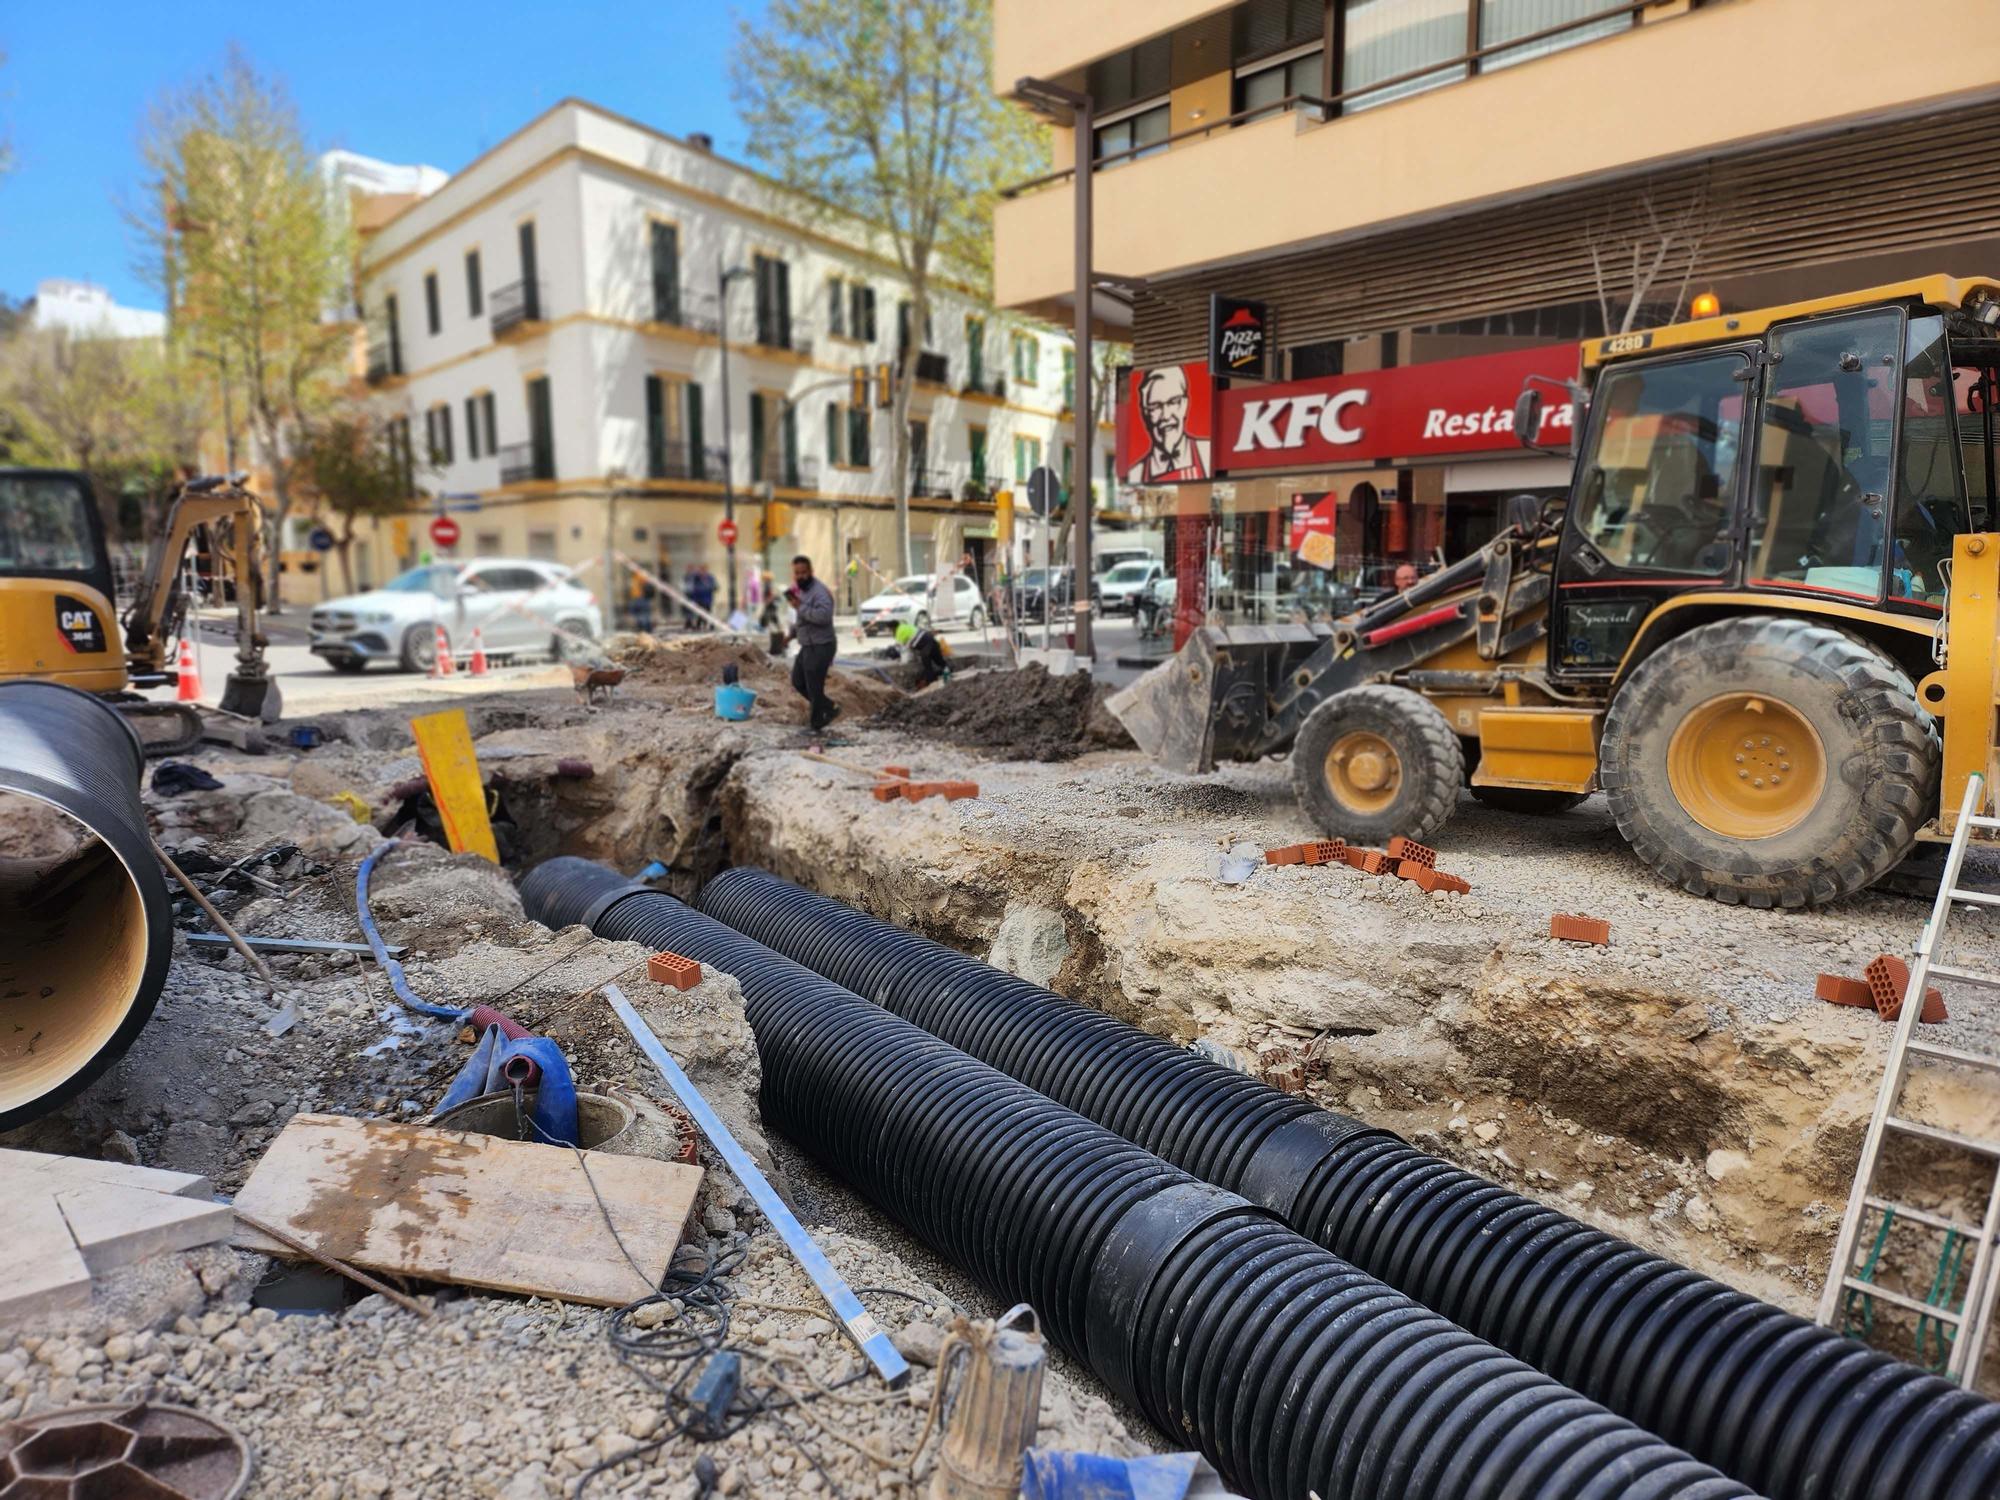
<box><xmin>468</xmin><ymin>627</ymin><xmax>489</xmax><ymax>677</ymax></box>
<box><xmin>432</xmin><ymin>623</ymin><xmax>455</xmax><ymax>678</ymax></box>
<box><xmin>174</xmin><ymin>637</ymin><xmax>202</xmax><ymax>702</ymax></box>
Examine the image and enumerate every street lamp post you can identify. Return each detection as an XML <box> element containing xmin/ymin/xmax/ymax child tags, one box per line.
<box><xmin>717</xmin><ymin>260</ymin><xmax>755</xmax><ymax>616</ymax></box>
<box><xmin>1015</xmin><ymin>76</ymin><xmax>1096</xmax><ymax>663</ymax></box>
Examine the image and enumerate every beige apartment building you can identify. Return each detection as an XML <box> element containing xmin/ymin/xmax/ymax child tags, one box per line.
<box><xmin>311</xmin><ymin>100</ymin><xmax>1089</xmax><ymax>615</ymax></box>
<box><xmin>992</xmin><ymin>0</ymin><xmax>2000</xmax><ymax>628</ymax></box>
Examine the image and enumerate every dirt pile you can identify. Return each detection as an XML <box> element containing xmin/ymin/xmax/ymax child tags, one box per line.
<box><xmin>872</xmin><ymin>664</ymin><xmax>1135</xmax><ymax>761</ymax></box>
<box><xmin>609</xmin><ymin>631</ymin><xmax>901</xmax><ymax>723</ymax></box>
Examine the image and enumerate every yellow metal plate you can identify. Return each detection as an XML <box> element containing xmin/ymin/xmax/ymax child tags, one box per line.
<box><xmin>1471</xmin><ymin>706</ymin><xmax>1603</xmax><ymax>793</ymax></box>
<box><xmin>409</xmin><ymin>708</ymin><xmax>499</xmax><ymax>863</ymax></box>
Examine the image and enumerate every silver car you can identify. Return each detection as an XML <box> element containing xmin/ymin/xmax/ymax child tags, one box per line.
<box><xmin>309</xmin><ymin>559</ymin><xmax>604</xmax><ymax>673</ymax></box>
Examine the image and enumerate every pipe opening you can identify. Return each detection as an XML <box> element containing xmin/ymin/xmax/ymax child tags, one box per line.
<box><xmin>0</xmin><ymin>787</ymin><xmax>150</xmax><ymax>1118</ymax></box>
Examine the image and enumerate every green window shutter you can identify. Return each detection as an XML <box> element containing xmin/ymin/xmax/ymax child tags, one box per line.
<box><xmin>651</xmin><ymin>222</ymin><xmax>681</xmax><ymax>323</ymax></box>
<box><xmin>825</xmin><ymin>402</ymin><xmax>841</xmax><ymax>465</ymax></box>
<box><xmin>645</xmin><ymin>375</ymin><xmax>665</xmax><ymax>478</ymax></box>
<box><xmin>686</xmin><ymin>383</ymin><xmax>706</xmax><ymax>480</ymax></box>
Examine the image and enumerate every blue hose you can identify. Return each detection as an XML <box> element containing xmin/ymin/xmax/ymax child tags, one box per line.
<box><xmin>355</xmin><ymin>840</ymin><xmax>472</xmax><ymax>1022</ymax></box>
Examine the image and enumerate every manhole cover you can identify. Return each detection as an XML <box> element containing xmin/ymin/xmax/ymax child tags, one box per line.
<box><xmin>0</xmin><ymin>1401</ymin><xmax>251</xmax><ymax>1499</ymax></box>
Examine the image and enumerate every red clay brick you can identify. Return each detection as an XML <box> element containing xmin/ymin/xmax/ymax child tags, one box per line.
<box><xmin>1265</xmin><ymin>839</ymin><xmax>1347</xmax><ymax>868</ymax></box>
<box><xmin>1398</xmin><ymin>861</ymin><xmax>1471</xmax><ymax>895</ymax></box>
<box><xmin>1357</xmin><ymin>850</ymin><xmax>1395</xmax><ymax>876</ymax></box>
<box><xmin>1815</xmin><ymin>973</ymin><xmax>1874</xmax><ymax>1008</ymax></box>
<box><xmin>880</xmin><ymin>764</ymin><xmax>912</xmax><ymax>779</ymax></box>
<box><xmin>1550</xmin><ymin>913</ymin><xmax>1611</xmax><ymax>946</ymax></box>
<box><xmin>871</xmin><ymin>783</ymin><xmax>903</xmax><ymax>802</ymax></box>
<box><xmin>938</xmin><ymin>781</ymin><xmax>980</xmax><ymax>801</ymax></box>
<box><xmin>1865</xmin><ymin>954</ymin><xmax>1948</xmax><ymax>1023</ymax></box>
<box><xmin>1387</xmin><ymin>836</ymin><xmax>1438</xmax><ymax>870</ymax></box>
<box><xmin>647</xmin><ymin>951</ymin><xmax>702</xmax><ymax>991</ymax></box>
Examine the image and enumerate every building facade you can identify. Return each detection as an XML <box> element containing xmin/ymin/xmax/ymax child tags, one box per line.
<box><xmin>992</xmin><ymin>0</ymin><xmax>2000</xmax><ymax>634</ymax></box>
<box><xmin>337</xmin><ymin>99</ymin><xmax>1089</xmax><ymax>616</ymax></box>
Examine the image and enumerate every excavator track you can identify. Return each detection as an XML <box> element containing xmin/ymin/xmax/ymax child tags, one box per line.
<box><xmin>116</xmin><ymin>701</ymin><xmax>206</xmax><ymax>757</ymax></box>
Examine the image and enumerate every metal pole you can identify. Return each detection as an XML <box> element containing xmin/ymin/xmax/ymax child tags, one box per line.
<box><xmin>604</xmin><ymin>481</ymin><xmax>619</xmax><ymax>633</ymax></box>
<box><xmin>1070</xmin><ymin>94</ymin><xmax>1095</xmax><ymax>663</ymax></box>
<box><xmin>718</xmin><ymin>258</ymin><xmax>740</xmax><ymax>616</ymax></box>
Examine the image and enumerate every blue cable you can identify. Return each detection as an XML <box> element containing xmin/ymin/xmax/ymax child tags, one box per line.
<box><xmin>355</xmin><ymin>840</ymin><xmax>473</xmax><ymax>1022</ymax></box>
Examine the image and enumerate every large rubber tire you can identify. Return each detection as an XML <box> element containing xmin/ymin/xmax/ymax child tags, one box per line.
<box><xmin>1290</xmin><ymin>684</ymin><xmax>1465</xmax><ymax>844</ymax></box>
<box><xmin>968</xmin><ymin>606</ymin><xmax>985</xmax><ymax>631</ymax></box>
<box><xmin>1599</xmin><ymin>616</ymin><xmax>1938</xmax><ymax>907</ymax></box>
<box><xmin>553</xmin><ymin>618</ymin><xmax>595</xmax><ymax>663</ymax></box>
<box><xmin>1469</xmin><ymin>785</ymin><xmax>1590</xmax><ymax>815</ymax></box>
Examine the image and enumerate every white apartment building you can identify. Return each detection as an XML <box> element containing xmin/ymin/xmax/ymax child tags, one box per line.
<box><xmin>342</xmin><ymin>98</ymin><xmax>1099</xmax><ymax>613</ymax></box>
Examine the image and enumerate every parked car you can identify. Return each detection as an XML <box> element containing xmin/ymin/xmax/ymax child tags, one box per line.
<box><xmin>309</xmin><ymin>559</ymin><xmax>603</xmax><ymax>673</ymax></box>
<box><xmin>1093</xmin><ymin>544</ymin><xmax>1156</xmax><ymax>577</ymax></box>
<box><xmin>857</xmin><ymin>573</ymin><xmax>985</xmax><ymax>636</ymax></box>
<box><xmin>1013</xmin><ymin>565</ymin><xmax>1073</xmax><ymax>624</ymax></box>
<box><xmin>1092</xmin><ymin>558</ymin><xmax>1164</xmax><ymax>615</ymax></box>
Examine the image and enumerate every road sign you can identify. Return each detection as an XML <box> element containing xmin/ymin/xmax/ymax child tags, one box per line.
<box><xmin>308</xmin><ymin>527</ymin><xmax>335</xmax><ymax>553</ymax></box>
<box><xmin>429</xmin><ymin>515</ymin><xmax>461</xmax><ymax>547</ymax></box>
<box><xmin>1026</xmin><ymin>466</ymin><xmax>1062</xmax><ymax>518</ymax></box>
<box><xmin>717</xmin><ymin>518</ymin><xmax>739</xmax><ymax>547</ymax></box>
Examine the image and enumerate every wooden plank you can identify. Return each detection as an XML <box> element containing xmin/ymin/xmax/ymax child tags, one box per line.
<box><xmin>230</xmin><ymin>1114</ymin><xmax>702</xmax><ymax>1307</ymax></box>
<box><xmin>0</xmin><ymin>1193</ymin><xmax>93</xmax><ymax>1324</ymax></box>
<box><xmin>409</xmin><ymin>707</ymin><xmax>499</xmax><ymax>862</ymax></box>
<box><xmin>0</xmin><ymin>1147</ymin><xmax>212</xmax><ymax>1200</ymax></box>
<box><xmin>57</xmin><ymin>1185</ymin><xmax>233</xmax><ymax>1275</ymax></box>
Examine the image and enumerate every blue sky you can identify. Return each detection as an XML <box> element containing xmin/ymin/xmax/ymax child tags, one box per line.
<box><xmin>0</xmin><ymin>1</ymin><xmax>763</xmax><ymax>309</ymax></box>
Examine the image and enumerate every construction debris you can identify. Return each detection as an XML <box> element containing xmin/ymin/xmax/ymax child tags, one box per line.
<box><xmin>1549</xmin><ymin>913</ymin><xmax>1613</xmax><ymax>946</ymax></box>
<box><xmin>230</xmin><ymin>1113</ymin><xmax>703</xmax><ymax>1307</ymax></box>
<box><xmin>872</xmin><ymin>663</ymin><xmax>1133</xmax><ymax>762</ymax></box>
<box><xmin>1863</xmin><ymin>952</ymin><xmax>1949</xmax><ymax>1023</ymax></box>
<box><xmin>646</xmin><ymin>951</ymin><xmax>702</xmax><ymax>990</ymax></box>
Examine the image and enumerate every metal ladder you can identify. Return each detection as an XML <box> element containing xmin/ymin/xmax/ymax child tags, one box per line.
<box><xmin>1817</xmin><ymin>772</ymin><xmax>2000</xmax><ymax>1389</ymax></box>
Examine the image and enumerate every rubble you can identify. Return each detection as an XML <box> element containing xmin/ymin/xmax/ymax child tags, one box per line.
<box><xmin>870</xmin><ymin>664</ymin><xmax>1133</xmax><ymax>761</ymax></box>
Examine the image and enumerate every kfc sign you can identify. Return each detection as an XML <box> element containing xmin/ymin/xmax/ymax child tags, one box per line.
<box><xmin>1116</xmin><ymin>361</ymin><xmax>1215</xmax><ymax>485</ymax></box>
<box><xmin>1217</xmin><ymin>345</ymin><xmax>1578</xmax><ymax>473</ymax></box>
<box><xmin>1209</xmin><ymin>295</ymin><xmax>1272</xmax><ymax>381</ymax></box>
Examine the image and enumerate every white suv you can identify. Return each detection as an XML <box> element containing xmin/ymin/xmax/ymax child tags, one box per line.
<box><xmin>309</xmin><ymin>559</ymin><xmax>603</xmax><ymax>673</ymax></box>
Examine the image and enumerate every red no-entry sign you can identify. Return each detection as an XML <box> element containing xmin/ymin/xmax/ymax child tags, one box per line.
<box><xmin>717</xmin><ymin>519</ymin><xmax>739</xmax><ymax>547</ymax></box>
<box><xmin>429</xmin><ymin>515</ymin><xmax>461</xmax><ymax>547</ymax></box>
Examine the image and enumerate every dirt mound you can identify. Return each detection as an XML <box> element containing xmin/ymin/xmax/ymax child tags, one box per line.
<box><xmin>872</xmin><ymin>665</ymin><xmax>1135</xmax><ymax>762</ymax></box>
<box><xmin>609</xmin><ymin>632</ymin><xmax>899</xmax><ymax>722</ymax></box>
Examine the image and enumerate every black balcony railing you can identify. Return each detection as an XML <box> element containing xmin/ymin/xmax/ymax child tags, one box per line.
<box><xmin>645</xmin><ymin>439</ymin><xmax>728</xmax><ymax>483</ymax></box>
<box><xmin>655</xmin><ymin>288</ymin><xmax>722</xmax><ymax>336</ymax></box>
<box><xmin>961</xmin><ymin>469</ymin><xmax>1005</xmax><ymax>504</ymax></box>
<box><xmin>909</xmin><ymin>463</ymin><xmax>957</xmax><ymax>502</ymax></box>
<box><xmin>490</xmin><ymin>279</ymin><xmax>545</xmax><ymax>338</ymax></box>
<box><xmin>914</xmin><ymin>350</ymin><xmax>950</xmax><ymax>386</ymax></box>
<box><xmin>962</xmin><ymin>371</ymin><xmax>1006</xmax><ymax>399</ymax></box>
<box><xmin>497</xmin><ymin>441</ymin><xmax>553</xmax><ymax>485</ymax></box>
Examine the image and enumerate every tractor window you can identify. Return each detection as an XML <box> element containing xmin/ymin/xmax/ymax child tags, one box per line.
<box><xmin>1572</xmin><ymin>351</ymin><xmax>1746</xmax><ymax>575</ymax></box>
<box><xmin>1890</xmin><ymin>316</ymin><xmax>1971</xmax><ymax>607</ymax></box>
<box><xmin>1748</xmin><ymin>310</ymin><xmax>1901</xmax><ymax>598</ymax></box>
<box><xmin>0</xmin><ymin>474</ymin><xmax>95</xmax><ymax>575</ymax></box>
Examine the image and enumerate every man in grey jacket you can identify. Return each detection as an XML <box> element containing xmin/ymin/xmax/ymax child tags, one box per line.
<box><xmin>786</xmin><ymin>554</ymin><xmax>840</xmax><ymax>732</ymax></box>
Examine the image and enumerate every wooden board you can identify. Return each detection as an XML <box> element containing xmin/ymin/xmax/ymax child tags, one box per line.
<box><xmin>230</xmin><ymin>1114</ymin><xmax>702</xmax><ymax>1307</ymax></box>
<box><xmin>409</xmin><ymin>707</ymin><xmax>499</xmax><ymax>862</ymax></box>
<box><xmin>0</xmin><ymin>1149</ymin><xmax>228</xmax><ymax>1325</ymax></box>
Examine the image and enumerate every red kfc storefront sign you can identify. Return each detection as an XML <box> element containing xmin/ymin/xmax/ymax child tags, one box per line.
<box><xmin>1215</xmin><ymin>344</ymin><xmax>1578</xmax><ymax>473</ymax></box>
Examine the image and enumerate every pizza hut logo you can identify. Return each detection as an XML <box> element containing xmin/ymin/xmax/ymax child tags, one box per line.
<box><xmin>1209</xmin><ymin>295</ymin><xmax>1270</xmax><ymax>381</ymax></box>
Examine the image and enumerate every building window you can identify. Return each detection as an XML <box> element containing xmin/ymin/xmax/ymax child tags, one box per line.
<box><xmin>425</xmin><ymin>403</ymin><xmax>453</xmax><ymax>465</ymax></box>
<box><xmin>1085</xmin><ymin>34</ymin><xmax>1171</xmax><ymax>113</ymax></box>
<box><xmin>685</xmin><ymin>382</ymin><xmax>707</xmax><ymax>480</ymax></box>
<box><xmin>526</xmin><ymin>375</ymin><xmax>555</xmax><ymax>481</ymax></box>
<box><xmin>753</xmin><ymin>255</ymin><xmax>792</xmax><ymax>349</ymax></box>
<box><xmin>646</xmin><ymin>373</ymin><xmax>690</xmax><ymax>479</ymax></box>
<box><xmin>517</xmin><ymin>220</ymin><xmax>541</xmax><ymax>322</ymax></box>
<box><xmin>749</xmin><ymin>392</ymin><xmax>771</xmax><ymax>484</ymax></box>
<box><xmin>650</xmin><ymin>221</ymin><xmax>681</xmax><ymax>324</ymax></box>
<box><xmin>474</xmin><ymin>530</ymin><xmax>502</xmax><ymax>557</ymax></box>
<box><xmin>424</xmin><ymin>272</ymin><xmax>441</xmax><ymax>336</ymax></box>
<box><xmin>464</xmin><ymin>395</ymin><xmax>482</xmax><ymax>459</ymax></box>
<box><xmin>969</xmin><ymin>426</ymin><xmax>988</xmax><ymax>488</ymax></box>
<box><xmin>1342</xmin><ymin>0</ymin><xmax>1469</xmax><ymax>111</ymax></box>
<box><xmin>1235</xmin><ymin>47</ymin><xmax>1324</xmax><ymax>117</ymax></box>
<box><xmin>465</xmin><ymin>249</ymin><xmax>483</xmax><ymax>316</ymax></box>
<box><xmin>527</xmin><ymin>528</ymin><xmax>557</xmax><ymax>561</ymax></box>
<box><xmin>966</xmin><ymin>316</ymin><xmax>986</xmax><ymax>391</ymax></box>
<box><xmin>825</xmin><ymin>401</ymin><xmax>843</xmax><ymax>465</ymax></box>
<box><xmin>384</xmin><ymin>294</ymin><xmax>403</xmax><ymax>376</ymax></box>
<box><xmin>849</xmin><ymin>283</ymin><xmax>877</xmax><ymax>343</ymax></box>
<box><xmin>827</xmin><ymin>278</ymin><xmax>847</xmax><ymax>338</ymax></box>
<box><xmin>387</xmin><ymin>415</ymin><xmax>413</xmax><ymax>494</ymax></box>
<box><xmin>847</xmin><ymin>406</ymin><xmax>871</xmax><ymax>467</ymax></box>
<box><xmin>1235</xmin><ymin>0</ymin><xmax>1325</xmax><ymax>61</ymax></box>
<box><xmin>1479</xmin><ymin>0</ymin><xmax>1632</xmax><ymax>71</ymax></box>
<box><xmin>1014</xmin><ymin>434</ymin><xmax>1042</xmax><ymax>481</ymax></box>
<box><xmin>1012</xmin><ymin>332</ymin><xmax>1039</xmax><ymax>385</ymax></box>
<box><xmin>782</xmin><ymin>404</ymin><xmax>799</xmax><ymax>488</ymax></box>
<box><xmin>1061</xmin><ymin>349</ymin><xmax>1075</xmax><ymax>412</ymax></box>
<box><xmin>480</xmin><ymin>392</ymin><xmax>497</xmax><ymax>461</ymax></box>
<box><xmin>1093</xmin><ymin>101</ymin><xmax>1169</xmax><ymax>167</ymax></box>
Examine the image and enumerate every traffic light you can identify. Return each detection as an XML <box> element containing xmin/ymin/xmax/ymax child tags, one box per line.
<box><xmin>994</xmin><ymin>489</ymin><xmax>1014</xmax><ymax>545</ymax></box>
<box><xmin>875</xmin><ymin>363</ymin><xmax>893</xmax><ymax>410</ymax></box>
<box><xmin>765</xmin><ymin>501</ymin><xmax>793</xmax><ymax>539</ymax></box>
<box><xmin>850</xmin><ymin>366</ymin><xmax>869</xmax><ymax>411</ymax></box>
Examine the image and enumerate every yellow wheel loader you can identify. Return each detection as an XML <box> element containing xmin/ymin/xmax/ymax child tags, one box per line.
<box><xmin>1116</xmin><ymin>275</ymin><xmax>2000</xmax><ymax>907</ymax></box>
<box><xmin>0</xmin><ymin>468</ymin><xmax>279</xmax><ymax>754</ymax></box>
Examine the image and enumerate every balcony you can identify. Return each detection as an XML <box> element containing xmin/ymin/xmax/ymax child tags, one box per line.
<box><xmin>961</xmin><ymin>369</ymin><xmax>1006</xmax><ymax>400</ymax></box>
<box><xmin>992</xmin><ymin>0</ymin><xmax>2000</xmax><ymax>313</ymax></box>
<box><xmin>960</xmin><ymin>469</ymin><xmax>1006</xmax><ymax>505</ymax></box>
<box><xmin>909</xmin><ymin>464</ymin><xmax>958</xmax><ymax>502</ymax></box>
<box><xmin>365</xmin><ymin>340</ymin><xmax>403</xmax><ymax>386</ymax></box>
<box><xmin>497</xmin><ymin>441</ymin><xmax>553</xmax><ymax>486</ymax></box>
<box><xmin>913</xmin><ymin>351</ymin><xmax>950</xmax><ymax>387</ymax></box>
<box><xmin>645</xmin><ymin>439</ymin><xmax>726</xmax><ymax>483</ymax></box>
<box><xmin>490</xmin><ymin>279</ymin><xmax>546</xmax><ymax>340</ymax></box>
<box><xmin>650</xmin><ymin>287</ymin><xmax>722</xmax><ymax>337</ymax></box>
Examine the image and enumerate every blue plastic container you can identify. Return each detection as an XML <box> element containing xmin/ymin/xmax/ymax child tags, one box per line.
<box><xmin>714</xmin><ymin>683</ymin><xmax>757</xmax><ymax>721</ymax></box>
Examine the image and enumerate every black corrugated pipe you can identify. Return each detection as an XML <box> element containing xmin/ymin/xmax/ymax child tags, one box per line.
<box><xmin>521</xmin><ymin>856</ymin><xmax>1754</xmax><ymax>1500</ymax></box>
<box><xmin>693</xmin><ymin>866</ymin><xmax>2000</xmax><ymax>1500</ymax></box>
<box><xmin>0</xmin><ymin>682</ymin><xmax>172</xmax><ymax>1130</ymax></box>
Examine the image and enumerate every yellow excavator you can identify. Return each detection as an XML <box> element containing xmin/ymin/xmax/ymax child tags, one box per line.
<box><xmin>0</xmin><ymin>467</ymin><xmax>280</xmax><ymax>754</ymax></box>
<box><xmin>1116</xmin><ymin>274</ymin><xmax>2000</xmax><ymax>907</ymax></box>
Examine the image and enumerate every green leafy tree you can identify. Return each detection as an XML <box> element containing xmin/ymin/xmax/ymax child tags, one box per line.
<box><xmin>733</xmin><ymin>0</ymin><xmax>1042</xmax><ymax>573</ymax></box>
<box><xmin>135</xmin><ymin>49</ymin><xmax>352</xmax><ymax>610</ymax></box>
<box><xmin>294</xmin><ymin>409</ymin><xmax>419</xmax><ymax>596</ymax></box>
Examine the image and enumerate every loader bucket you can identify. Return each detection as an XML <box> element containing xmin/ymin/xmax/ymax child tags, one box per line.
<box><xmin>1107</xmin><ymin>649</ymin><xmax>1219</xmax><ymax>774</ymax></box>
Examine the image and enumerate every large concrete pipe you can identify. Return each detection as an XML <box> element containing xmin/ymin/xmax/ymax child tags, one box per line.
<box><xmin>0</xmin><ymin>682</ymin><xmax>171</xmax><ymax>1130</ymax></box>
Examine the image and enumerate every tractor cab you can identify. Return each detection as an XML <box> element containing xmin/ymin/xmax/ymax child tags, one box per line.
<box><xmin>1529</xmin><ymin>275</ymin><xmax>2000</xmax><ymax>686</ymax></box>
<box><xmin>0</xmin><ymin>469</ymin><xmax>126</xmax><ymax>695</ymax></box>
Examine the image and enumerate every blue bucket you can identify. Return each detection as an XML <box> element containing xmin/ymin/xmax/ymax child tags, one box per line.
<box><xmin>714</xmin><ymin>683</ymin><xmax>757</xmax><ymax>721</ymax></box>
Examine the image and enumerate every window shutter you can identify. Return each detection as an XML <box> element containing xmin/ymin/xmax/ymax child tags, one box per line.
<box><xmin>424</xmin><ymin>274</ymin><xmax>441</xmax><ymax>336</ymax></box>
<box><xmin>749</xmin><ymin>392</ymin><xmax>767</xmax><ymax>480</ymax></box>
<box><xmin>826</xmin><ymin>402</ymin><xmax>842</xmax><ymax>465</ymax></box>
<box><xmin>686</xmin><ymin>383</ymin><xmax>706</xmax><ymax>480</ymax></box>
<box><xmin>828</xmin><ymin>279</ymin><xmax>846</xmax><ymax>337</ymax></box>
<box><xmin>466</xmin><ymin>250</ymin><xmax>483</xmax><ymax>316</ymax></box>
<box><xmin>645</xmin><ymin>375</ymin><xmax>665</xmax><ymax>478</ymax></box>
<box><xmin>782</xmin><ymin>404</ymin><xmax>798</xmax><ymax>487</ymax></box>
<box><xmin>651</xmin><ymin>222</ymin><xmax>681</xmax><ymax>323</ymax></box>
<box><xmin>464</xmin><ymin>396</ymin><xmax>480</xmax><ymax>459</ymax></box>
<box><xmin>481</xmin><ymin>392</ymin><xmax>496</xmax><ymax>458</ymax></box>
<box><xmin>776</xmin><ymin>263</ymin><xmax>792</xmax><ymax>348</ymax></box>
<box><xmin>440</xmin><ymin>405</ymin><xmax>453</xmax><ymax>465</ymax></box>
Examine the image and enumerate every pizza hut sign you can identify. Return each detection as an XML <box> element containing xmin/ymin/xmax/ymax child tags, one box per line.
<box><xmin>1216</xmin><ymin>344</ymin><xmax>1578</xmax><ymax>473</ymax></box>
<box><xmin>1208</xmin><ymin>295</ymin><xmax>1271</xmax><ymax>381</ymax></box>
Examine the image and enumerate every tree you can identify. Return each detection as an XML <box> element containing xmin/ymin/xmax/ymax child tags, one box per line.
<box><xmin>293</xmin><ymin>410</ymin><xmax>416</xmax><ymax>596</ymax></box>
<box><xmin>1584</xmin><ymin>178</ymin><xmax>1721</xmax><ymax>336</ymax></box>
<box><xmin>135</xmin><ymin>49</ymin><xmax>352</xmax><ymax>610</ymax></box>
<box><xmin>734</xmin><ymin>0</ymin><xmax>1042</xmax><ymax>574</ymax></box>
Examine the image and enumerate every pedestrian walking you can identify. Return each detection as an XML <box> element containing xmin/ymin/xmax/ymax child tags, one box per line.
<box><xmin>786</xmin><ymin>554</ymin><xmax>839</xmax><ymax>732</ymax></box>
